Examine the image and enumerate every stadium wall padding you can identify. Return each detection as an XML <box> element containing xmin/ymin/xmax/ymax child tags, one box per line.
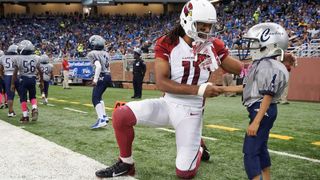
<box><xmin>287</xmin><ymin>58</ymin><xmax>320</xmax><ymax>102</ymax></box>
<box><xmin>52</xmin><ymin>57</ymin><xmax>320</xmax><ymax>102</ymax></box>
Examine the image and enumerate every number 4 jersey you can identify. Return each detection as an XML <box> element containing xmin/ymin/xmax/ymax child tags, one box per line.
<box><xmin>154</xmin><ymin>36</ymin><xmax>229</xmax><ymax>108</ymax></box>
<box><xmin>13</xmin><ymin>55</ymin><xmax>40</xmax><ymax>77</ymax></box>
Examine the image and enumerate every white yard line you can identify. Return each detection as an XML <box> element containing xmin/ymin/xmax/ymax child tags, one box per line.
<box><xmin>157</xmin><ymin>128</ymin><xmax>320</xmax><ymax>164</ymax></box>
<box><xmin>268</xmin><ymin>149</ymin><xmax>320</xmax><ymax>163</ymax></box>
<box><xmin>63</xmin><ymin>107</ymin><xmax>88</xmax><ymax>114</ymax></box>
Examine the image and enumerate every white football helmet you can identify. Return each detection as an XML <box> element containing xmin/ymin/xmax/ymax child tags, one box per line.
<box><xmin>242</xmin><ymin>22</ymin><xmax>289</xmax><ymax>61</ymax></box>
<box><xmin>0</xmin><ymin>50</ymin><xmax>4</xmax><ymax>57</ymax></box>
<box><xmin>18</xmin><ymin>40</ymin><xmax>35</xmax><ymax>54</ymax></box>
<box><xmin>40</xmin><ymin>54</ymin><xmax>50</xmax><ymax>64</ymax></box>
<box><xmin>180</xmin><ymin>0</ymin><xmax>217</xmax><ymax>42</ymax></box>
<box><xmin>7</xmin><ymin>44</ymin><xmax>18</xmax><ymax>54</ymax></box>
<box><xmin>89</xmin><ymin>35</ymin><xmax>106</xmax><ymax>50</ymax></box>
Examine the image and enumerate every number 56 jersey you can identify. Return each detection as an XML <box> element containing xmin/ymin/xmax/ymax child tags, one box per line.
<box><xmin>154</xmin><ymin>36</ymin><xmax>229</xmax><ymax>108</ymax></box>
<box><xmin>13</xmin><ymin>55</ymin><xmax>40</xmax><ymax>77</ymax></box>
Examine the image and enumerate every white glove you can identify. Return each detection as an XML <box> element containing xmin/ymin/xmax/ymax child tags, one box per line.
<box><xmin>192</xmin><ymin>41</ymin><xmax>220</xmax><ymax>72</ymax></box>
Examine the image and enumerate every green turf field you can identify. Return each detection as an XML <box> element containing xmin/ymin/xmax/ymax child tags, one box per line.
<box><xmin>0</xmin><ymin>85</ymin><xmax>319</xmax><ymax>179</ymax></box>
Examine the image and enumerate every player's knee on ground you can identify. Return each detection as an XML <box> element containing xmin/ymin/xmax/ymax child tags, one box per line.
<box><xmin>175</xmin><ymin>148</ymin><xmax>202</xmax><ymax>179</ymax></box>
<box><xmin>112</xmin><ymin>105</ymin><xmax>136</xmax><ymax>129</ymax></box>
<box><xmin>176</xmin><ymin>168</ymin><xmax>197</xmax><ymax>179</ymax></box>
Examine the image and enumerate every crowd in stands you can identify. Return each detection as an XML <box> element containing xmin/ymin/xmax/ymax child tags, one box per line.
<box><xmin>0</xmin><ymin>0</ymin><xmax>318</xmax><ymax>59</ymax></box>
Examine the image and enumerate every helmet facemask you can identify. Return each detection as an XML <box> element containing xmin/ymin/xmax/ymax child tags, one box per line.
<box><xmin>242</xmin><ymin>37</ymin><xmax>285</xmax><ymax>61</ymax></box>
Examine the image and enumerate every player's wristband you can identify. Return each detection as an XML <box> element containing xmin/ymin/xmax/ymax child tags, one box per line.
<box><xmin>197</xmin><ymin>82</ymin><xmax>212</xmax><ymax>97</ymax></box>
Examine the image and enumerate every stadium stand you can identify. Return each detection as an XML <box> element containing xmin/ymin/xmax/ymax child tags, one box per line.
<box><xmin>0</xmin><ymin>0</ymin><xmax>319</xmax><ymax>60</ymax></box>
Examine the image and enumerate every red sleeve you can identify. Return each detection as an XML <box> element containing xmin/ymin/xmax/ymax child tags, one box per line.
<box><xmin>154</xmin><ymin>36</ymin><xmax>170</xmax><ymax>61</ymax></box>
<box><xmin>62</xmin><ymin>60</ymin><xmax>69</xmax><ymax>70</ymax></box>
<box><xmin>212</xmin><ymin>38</ymin><xmax>229</xmax><ymax>62</ymax></box>
<box><xmin>62</xmin><ymin>60</ymin><xmax>66</xmax><ymax>69</ymax></box>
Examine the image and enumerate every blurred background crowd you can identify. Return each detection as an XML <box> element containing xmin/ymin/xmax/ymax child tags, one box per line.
<box><xmin>0</xmin><ymin>0</ymin><xmax>319</xmax><ymax>59</ymax></box>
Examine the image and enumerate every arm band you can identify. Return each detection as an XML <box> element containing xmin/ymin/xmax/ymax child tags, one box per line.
<box><xmin>197</xmin><ymin>82</ymin><xmax>212</xmax><ymax>97</ymax></box>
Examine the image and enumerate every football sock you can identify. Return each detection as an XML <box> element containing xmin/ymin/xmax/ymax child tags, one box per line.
<box><xmin>120</xmin><ymin>156</ymin><xmax>134</xmax><ymax>164</ymax></box>
<box><xmin>21</xmin><ymin>102</ymin><xmax>28</xmax><ymax>111</ymax></box>
<box><xmin>100</xmin><ymin>100</ymin><xmax>106</xmax><ymax>116</ymax></box>
<box><xmin>113</xmin><ymin>105</ymin><xmax>137</xmax><ymax>158</ymax></box>
<box><xmin>23</xmin><ymin>111</ymin><xmax>28</xmax><ymax>117</ymax></box>
<box><xmin>95</xmin><ymin>103</ymin><xmax>104</xmax><ymax>119</ymax></box>
<box><xmin>31</xmin><ymin>98</ymin><xmax>37</xmax><ymax>107</ymax></box>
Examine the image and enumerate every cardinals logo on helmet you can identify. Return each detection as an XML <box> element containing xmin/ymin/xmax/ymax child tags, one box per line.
<box><xmin>184</xmin><ymin>2</ymin><xmax>193</xmax><ymax>17</ymax></box>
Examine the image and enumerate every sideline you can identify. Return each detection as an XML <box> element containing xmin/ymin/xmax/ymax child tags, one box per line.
<box><xmin>0</xmin><ymin>120</ymin><xmax>136</xmax><ymax>179</ymax></box>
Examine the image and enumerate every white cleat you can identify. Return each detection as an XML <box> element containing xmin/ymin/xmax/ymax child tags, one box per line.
<box><xmin>8</xmin><ymin>112</ymin><xmax>16</xmax><ymax>117</ymax></box>
<box><xmin>91</xmin><ymin>118</ymin><xmax>108</xmax><ymax>129</ymax></box>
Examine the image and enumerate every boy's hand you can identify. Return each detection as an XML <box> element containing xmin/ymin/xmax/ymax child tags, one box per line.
<box><xmin>247</xmin><ymin>121</ymin><xmax>260</xmax><ymax>136</ymax></box>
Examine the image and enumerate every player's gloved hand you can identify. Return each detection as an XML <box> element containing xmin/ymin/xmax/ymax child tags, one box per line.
<box><xmin>193</xmin><ymin>41</ymin><xmax>220</xmax><ymax>72</ymax></box>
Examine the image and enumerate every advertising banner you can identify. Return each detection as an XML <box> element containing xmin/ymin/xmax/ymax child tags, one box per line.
<box><xmin>68</xmin><ymin>60</ymin><xmax>93</xmax><ymax>80</ymax></box>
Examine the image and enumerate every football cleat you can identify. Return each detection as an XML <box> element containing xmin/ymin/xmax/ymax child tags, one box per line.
<box><xmin>20</xmin><ymin>116</ymin><xmax>29</xmax><ymax>123</ymax></box>
<box><xmin>201</xmin><ymin>143</ymin><xmax>210</xmax><ymax>162</ymax></box>
<box><xmin>0</xmin><ymin>103</ymin><xmax>5</xmax><ymax>109</ymax></box>
<box><xmin>91</xmin><ymin>118</ymin><xmax>108</xmax><ymax>129</ymax></box>
<box><xmin>95</xmin><ymin>159</ymin><xmax>135</xmax><ymax>178</ymax></box>
<box><xmin>31</xmin><ymin>108</ymin><xmax>38</xmax><ymax>121</ymax></box>
<box><xmin>8</xmin><ymin>111</ymin><xmax>16</xmax><ymax>117</ymax></box>
<box><xmin>42</xmin><ymin>98</ymin><xmax>48</xmax><ymax>105</ymax></box>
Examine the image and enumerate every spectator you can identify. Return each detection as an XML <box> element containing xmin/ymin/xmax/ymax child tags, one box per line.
<box><xmin>62</xmin><ymin>54</ymin><xmax>71</xmax><ymax>89</ymax></box>
<box><xmin>279</xmin><ymin>53</ymin><xmax>298</xmax><ymax>104</ymax></box>
<box><xmin>222</xmin><ymin>71</ymin><xmax>236</xmax><ymax>97</ymax></box>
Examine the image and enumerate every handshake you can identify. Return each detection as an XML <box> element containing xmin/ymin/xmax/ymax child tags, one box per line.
<box><xmin>198</xmin><ymin>83</ymin><xmax>243</xmax><ymax>98</ymax></box>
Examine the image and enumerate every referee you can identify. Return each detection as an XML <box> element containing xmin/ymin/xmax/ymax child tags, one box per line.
<box><xmin>131</xmin><ymin>48</ymin><xmax>146</xmax><ymax>99</ymax></box>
